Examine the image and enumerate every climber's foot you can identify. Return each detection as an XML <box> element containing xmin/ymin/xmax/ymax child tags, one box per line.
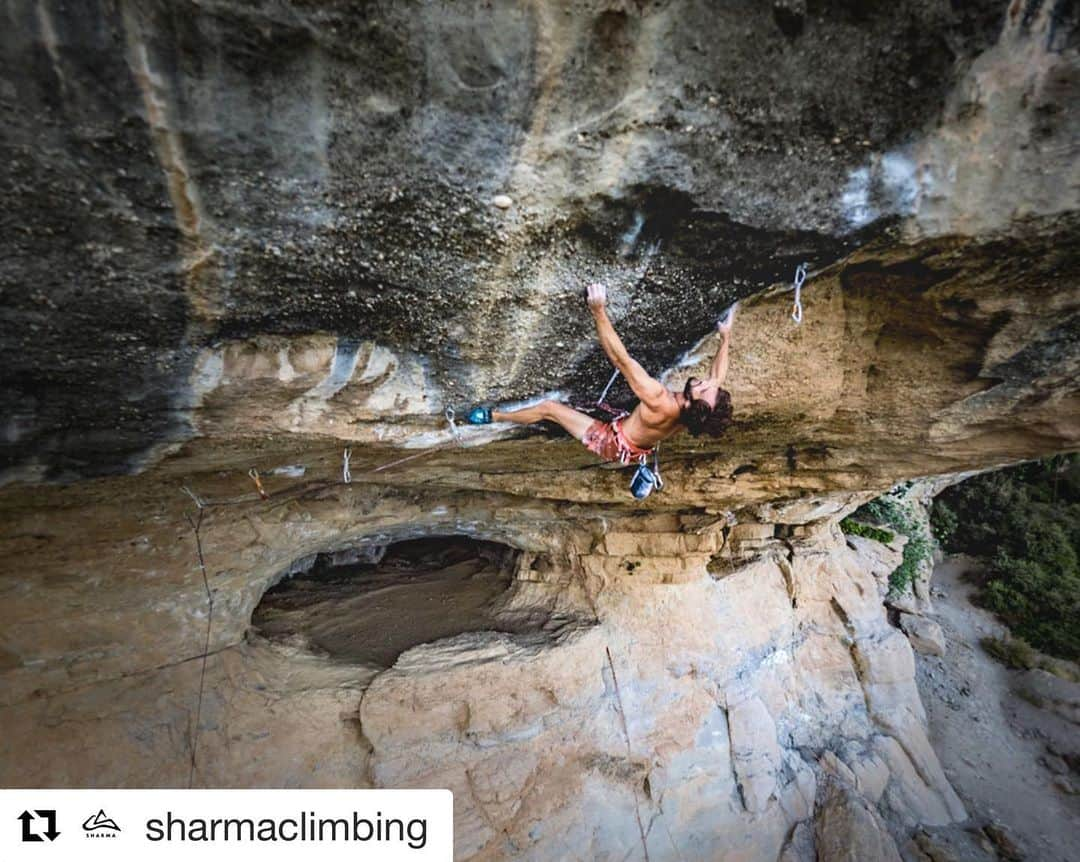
<box><xmin>467</xmin><ymin>406</ymin><xmax>492</xmax><ymax>425</ymax></box>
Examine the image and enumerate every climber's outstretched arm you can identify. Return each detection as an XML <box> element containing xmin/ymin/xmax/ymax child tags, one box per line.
<box><xmin>587</xmin><ymin>283</ymin><xmax>669</xmax><ymax>409</ymax></box>
<box><xmin>709</xmin><ymin>304</ymin><xmax>736</xmax><ymax>384</ymax></box>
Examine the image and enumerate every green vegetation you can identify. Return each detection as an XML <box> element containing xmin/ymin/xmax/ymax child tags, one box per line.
<box><xmin>844</xmin><ymin>488</ymin><xmax>932</xmax><ymax>596</ymax></box>
<box><xmin>981</xmin><ymin>636</ymin><xmax>1080</xmax><ymax>683</ymax></box>
<box><xmin>934</xmin><ymin>455</ymin><xmax>1080</xmax><ymax>661</ymax></box>
<box><xmin>839</xmin><ymin>518</ymin><xmax>894</xmax><ymax>544</ymax></box>
<box><xmin>980</xmin><ymin>635</ymin><xmax>1039</xmax><ymax>670</ymax></box>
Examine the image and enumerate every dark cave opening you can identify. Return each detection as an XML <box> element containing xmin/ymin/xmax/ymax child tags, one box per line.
<box><xmin>251</xmin><ymin>536</ymin><xmax>523</xmax><ymax>667</ymax></box>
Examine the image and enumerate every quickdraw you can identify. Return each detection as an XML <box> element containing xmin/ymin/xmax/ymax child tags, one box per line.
<box><xmin>790</xmin><ymin>262</ymin><xmax>809</xmax><ymax>324</ymax></box>
<box><xmin>248</xmin><ymin>468</ymin><xmax>269</xmax><ymax>500</ymax></box>
<box><xmin>444</xmin><ymin>406</ymin><xmax>463</xmax><ymax>445</ymax></box>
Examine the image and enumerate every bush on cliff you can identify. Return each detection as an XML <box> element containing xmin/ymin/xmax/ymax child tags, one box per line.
<box><xmin>843</xmin><ymin>487</ymin><xmax>931</xmax><ymax>597</ymax></box>
<box><xmin>838</xmin><ymin>518</ymin><xmax>894</xmax><ymax>544</ymax></box>
<box><xmin>932</xmin><ymin>455</ymin><xmax>1080</xmax><ymax>661</ymax></box>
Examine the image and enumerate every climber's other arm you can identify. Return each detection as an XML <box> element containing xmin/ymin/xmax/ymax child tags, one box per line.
<box><xmin>709</xmin><ymin>303</ymin><xmax>736</xmax><ymax>384</ymax></box>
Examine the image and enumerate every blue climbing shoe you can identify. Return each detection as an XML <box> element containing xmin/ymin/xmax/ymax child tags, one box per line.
<box><xmin>467</xmin><ymin>406</ymin><xmax>492</xmax><ymax>425</ymax></box>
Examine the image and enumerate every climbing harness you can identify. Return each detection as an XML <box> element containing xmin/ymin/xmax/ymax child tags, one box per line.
<box><xmin>790</xmin><ymin>262</ymin><xmax>809</xmax><ymax>324</ymax></box>
<box><xmin>342</xmin><ymin>448</ymin><xmax>352</xmax><ymax>484</ymax></box>
<box><xmin>585</xmin><ymin>369</ymin><xmax>664</xmax><ymax>498</ymax></box>
<box><xmin>247</xmin><ymin>468</ymin><xmax>268</xmax><ymax>500</ymax></box>
<box><xmin>581</xmin><ymin>376</ymin><xmax>663</xmax><ymax>496</ymax></box>
<box><xmin>572</xmin><ymin>368</ymin><xmax>624</xmax><ymax>417</ymax></box>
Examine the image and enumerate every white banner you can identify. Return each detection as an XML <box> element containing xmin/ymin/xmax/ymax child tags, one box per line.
<box><xmin>0</xmin><ymin>789</ymin><xmax>452</xmax><ymax>862</ymax></box>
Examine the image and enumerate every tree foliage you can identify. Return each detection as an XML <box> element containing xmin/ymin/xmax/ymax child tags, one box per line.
<box><xmin>932</xmin><ymin>455</ymin><xmax>1080</xmax><ymax>660</ymax></box>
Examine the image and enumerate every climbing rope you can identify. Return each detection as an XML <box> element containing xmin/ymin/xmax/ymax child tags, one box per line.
<box><xmin>597</xmin><ymin>369</ymin><xmax>620</xmax><ymax>405</ymax></box>
<box><xmin>342</xmin><ymin>448</ymin><xmax>352</xmax><ymax>484</ymax></box>
<box><xmin>184</xmin><ymin>507</ymin><xmax>213</xmax><ymax>788</ymax></box>
<box><xmin>370</xmin><ymin>409</ymin><xmax>462</xmax><ymax>474</ymax></box>
<box><xmin>370</xmin><ymin>448</ymin><xmax>438</xmax><ymax>473</ymax></box>
<box><xmin>181</xmin><ymin>485</ymin><xmax>206</xmax><ymax>510</ymax></box>
<box><xmin>605</xmin><ymin>646</ymin><xmax>651</xmax><ymax>861</ymax></box>
<box><xmin>790</xmin><ymin>262</ymin><xmax>809</xmax><ymax>324</ymax></box>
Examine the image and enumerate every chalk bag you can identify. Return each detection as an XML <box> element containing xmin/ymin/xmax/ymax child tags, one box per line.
<box><xmin>630</xmin><ymin>451</ymin><xmax>663</xmax><ymax>499</ymax></box>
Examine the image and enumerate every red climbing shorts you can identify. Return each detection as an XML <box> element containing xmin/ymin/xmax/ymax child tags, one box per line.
<box><xmin>582</xmin><ymin>418</ymin><xmax>653</xmax><ymax>465</ymax></box>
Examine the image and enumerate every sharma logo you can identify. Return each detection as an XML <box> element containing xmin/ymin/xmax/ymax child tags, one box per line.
<box><xmin>82</xmin><ymin>809</ymin><xmax>121</xmax><ymax>839</ymax></box>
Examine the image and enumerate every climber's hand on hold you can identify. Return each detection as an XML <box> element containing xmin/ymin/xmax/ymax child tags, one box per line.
<box><xmin>716</xmin><ymin>302</ymin><xmax>737</xmax><ymax>337</ymax></box>
<box><xmin>587</xmin><ymin>282</ymin><xmax>607</xmax><ymax>314</ymax></box>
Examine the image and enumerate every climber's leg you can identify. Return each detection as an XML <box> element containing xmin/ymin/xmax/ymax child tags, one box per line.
<box><xmin>493</xmin><ymin>400</ymin><xmax>594</xmax><ymax>441</ymax></box>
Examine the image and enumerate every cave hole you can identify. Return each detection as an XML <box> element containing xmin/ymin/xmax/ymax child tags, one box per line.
<box><xmin>251</xmin><ymin>536</ymin><xmax>526</xmax><ymax>667</ymax></box>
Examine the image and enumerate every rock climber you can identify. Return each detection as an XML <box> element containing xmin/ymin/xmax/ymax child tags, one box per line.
<box><xmin>467</xmin><ymin>282</ymin><xmax>734</xmax><ymax>464</ymax></box>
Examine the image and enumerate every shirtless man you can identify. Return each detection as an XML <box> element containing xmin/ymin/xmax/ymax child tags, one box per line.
<box><xmin>467</xmin><ymin>282</ymin><xmax>734</xmax><ymax>463</ymax></box>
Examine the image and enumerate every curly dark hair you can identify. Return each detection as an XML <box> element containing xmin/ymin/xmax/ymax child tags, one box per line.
<box><xmin>681</xmin><ymin>387</ymin><xmax>733</xmax><ymax>438</ymax></box>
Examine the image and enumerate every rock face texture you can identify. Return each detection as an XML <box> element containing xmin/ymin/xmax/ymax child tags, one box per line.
<box><xmin>1</xmin><ymin>498</ymin><xmax>969</xmax><ymax>861</ymax></box>
<box><xmin>1</xmin><ymin>1</ymin><xmax>1079</xmax><ymax>861</ymax></box>
<box><xmin>1</xmin><ymin>0</ymin><xmax>1077</xmax><ymax>482</ymax></box>
<box><xmin>815</xmin><ymin>778</ymin><xmax>903</xmax><ymax>862</ymax></box>
<box><xmin>900</xmin><ymin>612</ymin><xmax>947</xmax><ymax>656</ymax></box>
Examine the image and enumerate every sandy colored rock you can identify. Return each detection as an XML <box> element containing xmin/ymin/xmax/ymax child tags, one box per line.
<box><xmin>873</xmin><ymin>735</ymin><xmax>964</xmax><ymax>827</ymax></box>
<box><xmin>900</xmin><ymin>613</ymin><xmax>947</xmax><ymax>657</ymax></box>
<box><xmin>814</xmin><ymin>778</ymin><xmax>903</xmax><ymax>862</ymax></box>
<box><xmin>819</xmin><ymin>750</ymin><xmax>857</xmax><ymax>787</ymax></box>
<box><xmin>728</xmin><ymin>695</ymin><xmax>783</xmax><ymax>813</ymax></box>
<box><xmin>0</xmin><ymin>502</ymin><xmax>974</xmax><ymax>859</ymax></box>
<box><xmin>855</xmin><ymin>631</ymin><xmax>918</xmax><ymax>686</ymax></box>
<box><xmin>846</xmin><ymin>751</ymin><xmax>891</xmax><ymax>804</ymax></box>
<box><xmin>843</xmin><ymin>533</ymin><xmax>905</xmax><ymax>590</ymax></box>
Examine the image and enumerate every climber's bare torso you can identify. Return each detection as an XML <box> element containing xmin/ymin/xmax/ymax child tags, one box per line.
<box><xmin>489</xmin><ymin>284</ymin><xmax>734</xmax><ymax>457</ymax></box>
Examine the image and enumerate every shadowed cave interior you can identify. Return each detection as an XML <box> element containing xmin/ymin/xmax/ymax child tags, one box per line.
<box><xmin>251</xmin><ymin>536</ymin><xmax>528</xmax><ymax>667</ymax></box>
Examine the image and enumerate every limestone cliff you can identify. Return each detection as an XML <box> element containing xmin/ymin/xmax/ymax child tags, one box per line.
<box><xmin>1</xmin><ymin>1</ymin><xmax>1078</xmax><ymax>860</ymax></box>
